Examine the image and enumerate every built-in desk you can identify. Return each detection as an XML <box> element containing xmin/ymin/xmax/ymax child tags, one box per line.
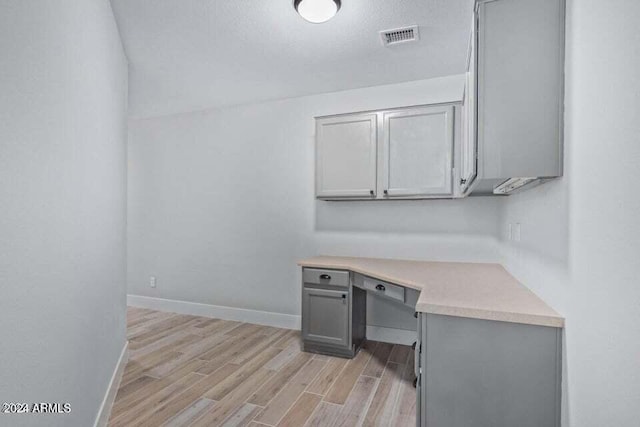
<box><xmin>298</xmin><ymin>256</ymin><xmax>564</xmax><ymax>427</ymax></box>
<box><xmin>299</xmin><ymin>256</ymin><xmax>563</xmax><ymax>327</ymax></box>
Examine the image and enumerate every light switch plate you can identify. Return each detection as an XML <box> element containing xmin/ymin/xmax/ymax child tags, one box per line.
<box><xmin>513</xmin><ymin>223</ymin><xmax>521</xmax><ymax>242</ymax></box>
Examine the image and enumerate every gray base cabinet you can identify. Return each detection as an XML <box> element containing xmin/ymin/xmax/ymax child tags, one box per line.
<box><xmin>416</xmin><ymin>313</ymin><xmax>562</xmax><ymax>427</ymax></box>
<box><xmin>301</xmin><ymin>268</ymin><xmax>365</xmax><ymax>358</ymax></box>
<box><xmin>301</xmin><ymin>267</ymin><xmax>563</xmax><ymax>425</ymax></box>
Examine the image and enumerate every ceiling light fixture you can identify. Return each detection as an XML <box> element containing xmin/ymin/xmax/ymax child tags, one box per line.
<box><xmin>294</xmin><ymin>0</ymin><xmax>341</xmax><ymax>24</ymax></box>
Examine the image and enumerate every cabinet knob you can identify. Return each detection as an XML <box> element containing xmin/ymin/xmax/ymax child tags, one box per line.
<box><xmin>460</xmin><ymin>178</ymin><xmax>467</xmax><ymax>185</ymax></box>
<box><xmin>383</xmin><ymin>189</ymin><xmax>388</xmax><ymax>196</ymax></box>
<box><xmin>375</xmin><ymin>284</ymin><xmax>386</xmax><ymax>292</ymax></box>
<box><xmin>319</xmin><ymin>274</ymin><xmax>331</xmax><ymax>280</ymax></box>
<box><xmin>412</xmin><ymin>341</ymin><xmax>417</xmax><ymax>350</ymax></box>
<box><xmin>370</xmin><ymin>190</ymin><xmax>374</xmax><ymax>196</ymax></box>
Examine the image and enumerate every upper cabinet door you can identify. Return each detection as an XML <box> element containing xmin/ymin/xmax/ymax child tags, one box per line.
<box><xmin>460</xmin><ymin>12</ymin><xmax>478</xmax><ymax>194</ymax></box>
<box><xmin>382</xmin><ymin>106</ymin><xmax>454</xmax><ymax>198</ymax></box>
<box><xmin>316</xmin><ymin>113</ymin><xmax>377</xmax><ymax>199</ymax></box>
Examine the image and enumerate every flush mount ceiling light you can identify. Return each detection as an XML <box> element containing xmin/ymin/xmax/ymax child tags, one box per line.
<box><xmin>294</xmin><ymin>0</ymin><xmax>341</xmax><ymax>24</ymax></box>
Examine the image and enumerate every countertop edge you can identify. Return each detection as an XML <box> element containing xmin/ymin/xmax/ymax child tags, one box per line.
<box><xmin>417</xmin><ymin>303</ymin><xmax>565</xmax><ymax>328</ymax></box>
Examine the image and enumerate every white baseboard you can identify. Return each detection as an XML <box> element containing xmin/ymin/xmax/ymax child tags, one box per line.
<box><xmin>127</xmin><ymin>295</ymin><xmax>301</xmax><ymax>330</ymax></box>
<box><xmin>94</xmin><ymin>341</ymin><xmax>128</xmax><ymax>427</ymax></box>
<box><xmin>366</xmin><ymin>325</ymin><xmax>416</xmax><ymax>346</ymax></box>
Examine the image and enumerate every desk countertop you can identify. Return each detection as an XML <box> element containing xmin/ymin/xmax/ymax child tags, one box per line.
<box><xmin>298</xmin><ymin>256</ymin><xmax>563</xmax><ymax>328</ymax></box>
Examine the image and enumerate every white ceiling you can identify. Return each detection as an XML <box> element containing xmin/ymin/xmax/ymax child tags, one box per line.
<box><xmin>110</xmin><ymin>0</ymin><xmax>474</xmax><ymax>118</ymax></box>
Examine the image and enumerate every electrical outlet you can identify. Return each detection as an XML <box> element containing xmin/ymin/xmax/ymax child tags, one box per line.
<box><xmin>149</xmin><ymin>276</ymin><xmax>157</xmax><ymax>288</ymax></box>
<box><xmin>513</xmin><ymin>223</ymin><xmax>521</xmax><ymax>242</ymax></box>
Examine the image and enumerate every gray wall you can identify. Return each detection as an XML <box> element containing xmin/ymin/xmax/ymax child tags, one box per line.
<box><xmin>0</xmin><ymin>1</ymin><xmax>128</xmax><ymax>426</ymax></box>
<box><xmin>127</xmin><ymin>76</ymin><xmax>501</xmax><ymax>328</ymax></box>
<box><xmin>500</xmin><ymin>0</ymin><xmax>640</xmax><ymax>425</ymax></box>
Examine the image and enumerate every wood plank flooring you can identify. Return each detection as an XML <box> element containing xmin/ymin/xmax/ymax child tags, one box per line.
<box><xmin>108</xmin><ymin>307</ymin><xmax>416</xmax><ymax>427</ymax></box>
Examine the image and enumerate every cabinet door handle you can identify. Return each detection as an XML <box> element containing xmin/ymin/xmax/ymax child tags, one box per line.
<box><xmin>319</xmin><ymin>274</ymin><xmax>331</xmax><ymax>280</ymax></box>
<box><xmin>375</xmin><ymin>284</ymin><xmax>386</xmax><ymax>292</ymax></box>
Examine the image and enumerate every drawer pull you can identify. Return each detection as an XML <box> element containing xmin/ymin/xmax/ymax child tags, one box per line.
<box><xmin>375</xmin><ymin>284</ymin><xmax>386</xmax><ymax>292</ymax></box>
<box><xmin>319</xmin><ymin>274</ymin><xmax>331</xmax><ymax>280</ymax></box>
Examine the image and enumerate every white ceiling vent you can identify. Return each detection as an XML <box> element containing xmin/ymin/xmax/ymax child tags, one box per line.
<box><xmin>380</xmin><ymin>25</ymin><xmax>419</xmax><ymax>47</ymax></box>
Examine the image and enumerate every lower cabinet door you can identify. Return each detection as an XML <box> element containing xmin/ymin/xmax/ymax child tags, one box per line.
<box><xmin>302</xmin><ymin>287</ymin><xmax>350</xmax><ymax>348</ymax></box>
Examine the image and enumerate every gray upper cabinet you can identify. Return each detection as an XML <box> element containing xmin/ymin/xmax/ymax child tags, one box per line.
<box><xmin>315</xmin><ymin>0</ymin><xmax>565</xmax><ymax>199</ymax></box>
<box><xmin>470</xmin><ymin>0</ymin><xmax>565</xmax><ymax>195</ymax></box>
<box><xmin>316</xmin><ymin>105</ymin><xmax>457</xmax><ymax>200</ymax></box>
<box><xmin>316</xmin><ymin>113</ymin><xmax>377</xmax><ymax>199</ymax></box>
<box><xmin>382</xmin><ymin>106</ymin><xmax>454</xmax><ymax>198</ymax></box>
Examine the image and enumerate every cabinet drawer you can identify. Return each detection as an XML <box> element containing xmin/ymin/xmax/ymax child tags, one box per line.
<box><xmin>363</xmin><ymin>277</ymin><xmax>405</xmax><ymax>303</ymax></box>
<box><xmin>303</xmin><ymin>268</ymin><xmax>349</xmax><ymax>287</ymax></box>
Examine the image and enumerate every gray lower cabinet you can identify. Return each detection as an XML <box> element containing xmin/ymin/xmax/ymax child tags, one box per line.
<box><xmin>416</xmin><ymin>313</ymin><xmax>562</xmax><ymax>427</ymax></box>
<box><xmin>301</xmin><ymin>268</ymin><xmax>563</xmax><ymax>425</ymax></box>
<box><xmin>301</xmin><ymin>268</ymin><xmax>365</xmax><ymax>358</ymax></box>
<box><xmin>302</xmin><ymin>287</ymin><xmax>349</xmax><ymax>347</ymax></box>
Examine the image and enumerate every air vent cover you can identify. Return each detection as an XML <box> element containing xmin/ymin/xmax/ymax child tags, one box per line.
<box><xmin>380</xmin><ymin>25</ymin><xmax>419</xmax><ymax>46</ymax></box>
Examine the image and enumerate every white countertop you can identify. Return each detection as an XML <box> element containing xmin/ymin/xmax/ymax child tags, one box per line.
<box><xmin>298</xmin><ymin>256</ymin><xmax>564</xmax><ymax>328</ymax></box>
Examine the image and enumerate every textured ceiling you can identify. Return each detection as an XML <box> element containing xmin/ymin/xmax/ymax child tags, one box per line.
<box><xmin>110</xmin><ymin>0</ymin><xmax>474</xmax><ymax>118</ymax></box>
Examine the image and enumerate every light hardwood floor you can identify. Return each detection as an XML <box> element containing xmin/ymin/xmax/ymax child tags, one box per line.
<box><xmin>108</xmin><ymin>307</ymin><xmax>416</xmax><ymax>427</ymax></box>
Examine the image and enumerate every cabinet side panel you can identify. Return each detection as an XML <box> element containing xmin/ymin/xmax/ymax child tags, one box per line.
<box><xmin>352</xmin><ymin>286</ymin><xmax>367</xmax><ymax>349</ymax></box>
<box><xmin>424</xmin><ymin>314</ymin><xmax>561</xmax><ymax>427</ymax></box>
<box><xmin>477</xmin><ymin>0</ymin><xmax>564</xmax><ymax>179</ymax></box>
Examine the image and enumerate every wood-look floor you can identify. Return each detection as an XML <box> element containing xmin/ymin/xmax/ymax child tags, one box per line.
<box><xmin>108</xmin><ymin>307</ymin><xmax>416</xmax><ymax>427</ymax></box>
